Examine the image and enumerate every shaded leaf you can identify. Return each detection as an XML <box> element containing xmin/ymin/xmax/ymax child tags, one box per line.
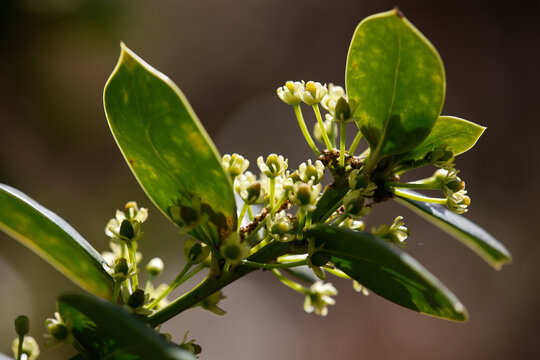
<box><xmin>306</xmin><ymin>224</ymin><xmax>467</xmax><ymax>321</ymax></box>
<box><xmin>0</xmin><ymin>184</ymin><xmax>114</xmax><ymax>299</ymax></box>
<box><xmin>346</xmin><ymin>9</ymin><xmax>445</xmax><ymax>158</ymax></box>
<box><xmin>58</xmin><ymin>294</ymin><xmax>194</xmax><ymax>360</ymax></box>
<box><xmin>104</xmin><ymin>44</ymin><xmax>236</xmax><ymax>240</ymax></box>
<box><xmin>396</xmin><ymin>191</ymin><xmax>511</xmax><ymax>270</ymax></box>
<box><xmin>397</xmin><ymin>116</ymin><xmax>486</xmax><ymax>162</ymax></box>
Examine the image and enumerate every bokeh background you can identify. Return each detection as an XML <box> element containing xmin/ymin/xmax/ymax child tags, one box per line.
<box><xmin>1</xmin><ymin>0</ymin><xmax>539</xmax><ymax>359</ymax></box>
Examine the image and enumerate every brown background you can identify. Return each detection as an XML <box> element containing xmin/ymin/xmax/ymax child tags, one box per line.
<box><xmin>1</xmin><ymin>0</ymin><xmax>539</xmax><ymax>359</ymax></box>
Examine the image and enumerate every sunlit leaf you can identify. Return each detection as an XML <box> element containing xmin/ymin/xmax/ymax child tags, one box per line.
<box><xmin>0</xmin><ymin>184</ymin><xmax>114</xmax><ymax>299</ymax></box>
<box><xmin>104</xmin><ymin>44</ymin><xmax>236</xmax><ymax>241</ymax></box>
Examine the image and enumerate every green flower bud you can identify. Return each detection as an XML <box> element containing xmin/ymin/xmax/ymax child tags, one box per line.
<box><xmin>184</xmin><ymin>238</ymin><xmax>210</xmax><ymax>264</ymax></box>
<box><xmin>277</xmin><ymin>81</ymin><xmax>304</xmax><ymax>105</ymax></box>
<box><xmin>257</xmin><ymin>154</ymin><xmax>288</xmax><ymax>178</ymax></box>
<box><xmin>343</xmin><ymin>190</ymin><xmax>370</xmax><ymax>218</ymax></box>
<box><xmin>119</xmin><ymin>219</ymin><xmax>135</xmax><ymax>240</ymax></box>
<box><xmin>199</xmin><ymin>291</ymin><xmax>227</xmax><ymax>316</ymax></box>
<box><xmin>146</xmin><ymin>257</ymin><xmax>164</xmax><ymax>276</ymax></box>
<box><xmin>298</xmin><ymin>160</ymin><xmax>325</xmax><ymax>184</ymax></box>
<box><xmin>48</xmin><ymin>323</ymin><xmax>68</xmax><ymax>340</ymax></box>
<box><xmin>334</xmin><ymin>97</ymin><xmax>351</xmax><ymax>122</ymax></box>
<box><xmin>220</xmin><ymin>233</ymin><xmax>250</xmax><ymax>268</ymax></box>
<box><xmin>14</xmin><ymin>315</ymin><xmax>29</xmax><ymax>337</ymax></box>
<box><xmin>301</xmin><ymin>81</ymin><xmax>328</xmax><ymax>105</ymax></box>
<box><xmin>222</xmin><ymin>153</ymin><xmax>250</xmax><ymax>177</ymax></box>
<box><xmin>128</xmin><ymin>289</ymin><xmax>146</xmax><ymax>309</ymax></box>
<box><xmin>114</xmin><ymin>258</ymin><xmax>129</xmax><ymax>277</ymax></box>
<box><xmin>310</xmin><ymin>251</ymin><xmax>331</xmax><ymax>267</ymax></box>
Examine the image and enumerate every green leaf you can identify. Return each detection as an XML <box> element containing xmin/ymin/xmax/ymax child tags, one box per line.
<box><xmin>396</xmin><ymin>191</ymin><xmax>511</xmax><ymax>270</ymax></box>
<box><xmin>0</xmin><ymin>184</ymin><xmax>114</xmax><ymax>299</ymax></box>
<box><xmin>104</xmin><ymin>44</ymin><xmax>236</xmax><ymax>239</ymax></box>
<box><xmin>58</xmin><ymin>294</ymin><xmax>195</xmax><ymax>360</ymax></box>
<box><xmin>397</xmin><ymin>116</ymin><xmax>486</xmax><ymax>162</ymax></box>
<box><xmin>346</xmin><ymin>9</ymin><xmax>445</xmax><ymax>160</ymax></box>
<box><xmin>306</xmin><ymin>224</ymin><xmax>468</xmax><ymax>321</ymax></box>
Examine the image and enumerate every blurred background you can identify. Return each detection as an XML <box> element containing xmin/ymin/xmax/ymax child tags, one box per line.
<box><xmin>1</xmin><ymin>0</ymin><xmax>539</xmax><ymax>359</ymax></box>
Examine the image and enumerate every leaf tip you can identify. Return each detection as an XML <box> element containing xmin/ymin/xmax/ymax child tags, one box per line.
<box><xmin>393</xmin><ymin>6</ymin><xmax>405</xmax><ymax>18</ymax></box>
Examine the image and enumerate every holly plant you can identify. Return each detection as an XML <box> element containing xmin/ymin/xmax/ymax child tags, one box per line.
<box><xmin>1</xmin><ymin>9</ymin><xmax>511</xmax><ymax>360</ymax></box>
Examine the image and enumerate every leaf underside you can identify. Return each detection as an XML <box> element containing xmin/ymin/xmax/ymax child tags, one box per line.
<box><xmin>0</xmin><ymin>184</ymin><xmax>114</xmax><ymax>299</ymax></box>
<box><xmin>396</xmin><ymin>191</ymin><xmax>511</xmax><ymax>270</ymax></box>
<box><xmin>307</xmin><ymin>224</ymin><xmax>468</xmax><ymax>321</ymax></box>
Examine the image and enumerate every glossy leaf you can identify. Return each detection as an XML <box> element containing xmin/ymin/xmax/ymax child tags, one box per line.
<box><xmin>104</xmin><ymin>44</ymin><xmax>236</xmax><ymax>239</ymax></box>
<box><xmin>397</xmin><ymin>116</ymin><xmax>486</xmax><ymax>162</ymax></box>
<box><xmin>0</xmin><ymin>184</ymin><xmax>114</xmax><ymax>299</ymax></box>
<box><xmin>58</xmin><ymin>294</ymin><xmax>194</xmax><ymax>360</ymax></box>
<box><xmin>346</xmin><ymin>9</ymin><xmax>445</xmax><ymax>158</ymax></box>
<box><xmin>306</xmin><ymin>224</ymin><xmax>467</xmax><ymax>321</ymax></box>
<box><xmin>396</xmin><ymin>191</ymin><xmax>511</xmax><ymax>270</ymax></box>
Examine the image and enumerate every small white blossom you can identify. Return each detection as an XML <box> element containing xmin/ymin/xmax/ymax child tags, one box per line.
<box><xmin>44</xmin><ymin>312</ymin><xmax>73</xmax><ymax>348</ymax></box>
<box><xmin>288</xmin><ymin>181</ymin><xmax>321</xmax><ymax>211</ymax></box>
<box><xmin>277</xmin><ymin>81</ymin><xmax>304</xmax><ymax>105</ymax></box>
<box><xmin>257</xmin><ymin>154</ymin><xmax>288</xmax><ymax>178</ymax></box>
<box><xmin>267</xmin><ymin>210</ymin><xmax>295</xmax><ymax>242</ymax></box>
<box><xmin>220</xmin><ymin>233</ymin><xmax>250</xmax><ymax>270</ymax></box>
<box><xmin>300</xmin><ymin>81</ymin><xmax>328</xmax><ymax>106</ymax></box>
<box><xmin>372</xmin><ymin>216</ymin><xmax>410</xmax><ymax>245</ymax></box>
<box><xmin>298</xmin><ymin>159</ymin><xmax>325</xmax><ymax>184</ymax></box>
<box><xmin>222</xmin><ymin>153</ymin><xmax>250</xmax><ymax>177</ymax></box>
<box><xmin>12</xmin><ymin>336</ymin><xmax>40</xmax><ymax>360</ymax></box>
<box><xmin>235</xmin><ymin>172</ymin><xmax>266</xmax><ymax>205</ymax></box>
<box><xmin>303</xmin><ymin>281</ymin><xmax>338</xmax><ymax>316</ymax></box>
<box><xmin>343</xmin><ymin>190</ymin><xmax>370</xmax><ymax>218</ymax></box>
<box><xmin>321</xmin><ymin>83</ymin><xmax>346</xmax><ymax>114</ymax></box>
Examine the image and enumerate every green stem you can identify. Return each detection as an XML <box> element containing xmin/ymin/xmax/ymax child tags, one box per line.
<box><xmin>247</xmin><ymin>205</ymin><xmax>254</xmax><ymax>220</ymax></box>
<box><xmin>145</xmin><ymin>274</ymin><xmax>154</xmax><ymax>293</ymax></box>
<box><xmin>329</xmin><ymin>117</ymin><xmax>336</xmax><ymax>147</ymax></box>
<box><xmin>333</xmin><ymin>212</ymin><xmax>349</xmax><ymax>226</ymax></box>
<box><xmin>270</xmin><ymin>269</ymin><xmax>310</xmax><ymax>295</ymax></box>
<box><xmin>17</xmin><ymin>334</ymin><xmax>23</xmax><ymax>360</ymax></box>
<box><xmin>349</xmin><ymin>131</ymin><xmax>363</xmax><ymax>155</ymax></box>
<box><xmin>245</xmin><ymin>218</ymin><xmax>267</xmax><ymax>245</ymax></box>
<box><xmin>388</xmin><ymin>182</ymin><xmax>440</xmax><ymax>190</ymax></box>
<box><xmin>293</xmin><ymin>104</ymin><xmax>320</xmax><ymax>156</ymax></box>
<box><xmin>393</xmin><ymin>189</ymin><xmax>447</xmax><ymax>205</ymax></box>
<box><xmin>269</xmin><ymin>177</ymin><xmax>276</xmax><ymax>211</ymax></box>
<box><xmin>241</xmin><ymin>259</ymin><xmax>307</xmax><ymax>270</ymax></box>
<box><xmin>127</xmin><ymin>241</ymin><xmax>139</xmax><ymax>289</ymax></box>
<box><xmin>249</xmin><ymin>235</ymin><xmax>272</xmax><ymax>256</ymax></box>
<box><xmin>312</xmin><ymin>104</ymin><xmax>333</xmax><ymax>150</ymax></box>
<box><xmin>296</xmin><ymin>210</ymin><xmax>307</xmax><ymax>240</ymax></box>
<box><xmin>148</xmin><ymin>241</ymin><xmax>290</xmax><ymax>326</ymax></box>
<box><xmin>237</xmin><ymin>202</ymin><xmax>249</xmax><ymax>231</ymax></box>
<box><xmin>339</xmin><ymin>122</ymin><xmax>346</xmax><ymax>167</ymax></box>
<box><xmin>112</xmin><ymin>281</ymin><xmax>121</xmax><ymax>304</ymax></box>
<box><xmin>147</xmin><ymin>262</ymin><xmax>193</xmax><ymax>309</ymax></box>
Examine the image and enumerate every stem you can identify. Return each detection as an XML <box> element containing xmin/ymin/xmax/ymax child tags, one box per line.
<box><xmin>293</xmin><ymin>104</ymin><xmax>320</xmax><ymax>156</ymax></box>
<box><xmin>148</xmin><ymin>241</ymin><xmax>290</xmax><ymax>326</ymax></box>
<box><xmin>249</xmin><ymin>235</ymin><xmax>272</xmax><ymax>256</ymax></box>
<box><xmin>237</xmin><ymin>203</ymin><xmax>249</xmax><ymax>231</ymax></box>
<box><xmin>245</xmin><ymin>218</ymin><xmax>268</xmax><ymax>245</ymax></box>
<box><xmin>333</xmin><ymin>212</ymin><xmax>349</xmax><ymax>226</ymax></box>
<box><xmin>272</xmin><ymin>193</ymin><xmax>288</xmax><ymax>214</ymax></box>
<box><xmin>112</xmin><ymin>281</ymin><xmax>121</xmax><ymax>304</ymax></box>
<box><xmin>241</xmin><ymin>259</ymin><xmax>307</xmax><ymax>270</ymax></box>
<box><xmin>388</xmin><ymin>182</ymin><xmax>440</xmax><ymax>190</ymax></box>
<box><xmin>349</xmin><ymin>131</ymin><xmax>363</xmax><ymax>155</ymax></box>
<box><xmin>339</xmin><ymin>122</ymin><xmax>346</xmax><ymax>167</ymax></box>
<box><xmin>269</xmin><ymin>177</ymin><xmax>276</xmax><ymax>211</ymax></box>
<box><xmin>296</xmin><ymin>210</ymin><xmax>306</xmax><ymax>240</ymax></box>
<box><xmin>247</xmin><ymin>205</ymin><xmax>254</xmax><ymax>220</ymax></box>
<box><xmin>393</xmin><ymin>189</ymin><xmax>448</xmax><ymax>205</ymax></box>
<box><xmin>145</xmin><ymin>275</ymin><xmax>154</xmax><ymax>293</ymax></box>
<box><xmin>127</xmin><ymin>241</ymin><xmax>139</xmax><ymax>289</ymax></box>
<box><xmin>312</xmin><ymin>104</ymin><xmax>333</xmax><ymax>150</ymax></box>
<box><xmin>147</xmin><ymin>262</ymin><xmax>192</xmax><ymax>309</ymax></box>
<box><xmin>329</xmin><ymin>118</ymin><xmax>336</xmax><ymax>147</ymax></box>
<box><xmin>270</xmin><ymin>269</ymin><xmax>310</xmax><ymax>295</ymax></box>
<box><xmin>17</xmin><ymin>334</ymin><xmax>23</xmax><ymax>360</ymax></box>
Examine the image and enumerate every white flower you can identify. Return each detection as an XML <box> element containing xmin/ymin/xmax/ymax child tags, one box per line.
<box><xmin>372</xmin><ymin>216</ymin><xmax>409</xmax><ymax>245</ymax></box>
<box><xmin>222</xmin><ymin>153</ymin><xmax>250</xmax><ymax>177</ymax></box>
<box><xmin>257</xmin><ymin>154</ymin><xmax>288</xmax><ymax>178</ymax></box>
<box><xmin>44</xmin><ymin>312</ymin><xmax>73</xmax><ymax>348</ymax></box>
<box><xmin>277</xmin><ymin>81</ymin><xmax>304</xmax><ymax>105</ymax></box>
<box><xmin>234</xmin><ymin>171</ymin><xmax>266</xmax><ymax>205</ymax></box>
<box><xmin>105</xmin><ymin>202</ymin><xmax>148</xmax><ymax>241</ymax></box>
<box><xmin>303</xmin><ymin>281</ymin><xmax>338</xmax><ymax>316</ymax></box>
<box><xmin>301</xmin><ymin>81</ymin><xmax>328</xmax><ymax>105</ymax></box>
<box><xmin>220</xmin><ymin>233</ymin><xmax>250</xmax><ymax>270</ymax></box>
<box><xmin>267</xmin><ymin>210</ymin><xmax>295</xmax><ymax>242</ymax></box>
<box><xmin>12</xmin><ymin>336</ymin><xmax>40</xmax><ymax>360</ymax></box>
<box><xmin>321</xmin><ymin>83</ymin><xmax>345</xmax><ymax>114</ymax></box>
<box><xmin>146</xmin><ymin>257</ymin><xmax>164</xmax><ymax>276</ymax></box>
<box><xmin>298</xmin><ymin>159</ymin><xmax>325</xmax><ymax>184</ymax></box>
<box><xmin>343</xmin><ymin>190</ymin><xmax>370</xmax><ymax>218</ymax></box>
<box><xmin>288</xmin><ymin>181</ymin><xmax>321</xmax><ymax>211</ymax></box>
<box><xmin>353</xmin><ymin>281</ymin><xmax>370</xmax><ymax>296</ymax></box>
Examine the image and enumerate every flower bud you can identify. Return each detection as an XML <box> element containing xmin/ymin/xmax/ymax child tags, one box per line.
<box><xmin>119</xmin><ymin>219</ymin><xmax>135</xmax><ymax>240</ymax></box>
<box><xmin>48</xmin><ymin>323</ymin><xmax>68</xmax><ymax>340</ymax></box>
<box><xmin>343</xmin><ymin>190</ymin><xmax>370</xmax><ymax>218</ymax></box>
<box><xmin>334</xmin><ymin>97</ymin><xmax>351</xmax><ymax>122</ymax></box>
<box><xmin>128</xmin><ymin>289</ymin><xmax>146</xmax><ymax>309</ymax></box>
<box><xmin>298</xmin><ymin>160</ymin><xmax>325</xmax><ymax>184</ymax></box>
<box><xmin>222</xmin><ymin>153</ymin><xmax>250</xmax><ymax>177</ymax></box>
<box><xmin>14</xmin><ymin>315</ymin><xmax>29</xmax><ymax>337</ymax></box>
<box><xmin>277</xmin><ymin>81</ymin><xmax>304</xmax><ymax>105</ymax></box>
<box><xmin>146</xmin><ymin>257</ymin><xmax>164</xmax><ymax>276</ymax></box>
<box><xmin>257</xmin><ymin>154</ymin><xmax>288</xmax><ymax>178</ymax></box>
<box><xmin>114</xmin><ymin>258</ymin><xmax>129</xmax><ymax>277</ymax></box>
<box><xmin>301</xmin><ymin>81</ymin><xmax>328</xmax><ymax>105</ymax></box>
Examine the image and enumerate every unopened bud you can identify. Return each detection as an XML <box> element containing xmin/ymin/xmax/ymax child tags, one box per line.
<box><xmin>119</xmin><ymin>219</ymin><xmax>135</xmax><ymax>240</ymax></box>
<box><xmin>128</xmin><ymin>289</ymin><xmax>146</xmax><ymax>308</ymax></box>
<box><xmin>14</xmin><ymin>315</ymin><xmax>29</xmax><ymax>337</ymax></box>
<box><xmin>146</xmin><ymin>257</ymin><xmax>164</xmax><ymax>276</ymax></box>
<box><xmin>114</xmin><ymin>258</ymin><xmax>129</xmax><ymax>277</ymax></box>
